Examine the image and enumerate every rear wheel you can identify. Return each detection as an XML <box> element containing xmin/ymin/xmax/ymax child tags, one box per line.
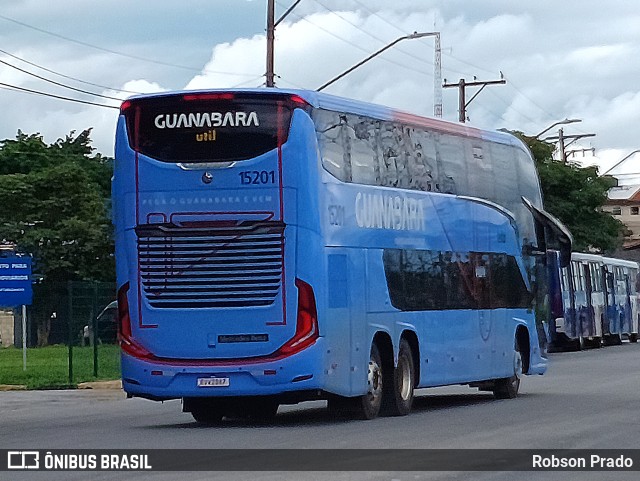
<box><xmin>603</xmin><ymin>333</ymin><xmax>622</xmax><ymax>346</ymax></box>
<box><xmin>386</xmin><ymin>339</ymin><xmax>415</xmax><ymax>416</ymax></box>
<box><xmin>629</xmin><ymin>333</ymin><xmax>638</xmax><ymax>343</ymax></box>
<box><xmin>189</xmin><ymin>402</ymin><xmax>224</xmax><ymax>425</ymax></box>
<box><xmin>244</xmin><ymin>400</ymin><xmax>279</xmax><ymax>422</ymax></box>
<box><xmin>493</xmin><ymin>338</ymin><xmax>522</xmax><ymax>400</ymax></box>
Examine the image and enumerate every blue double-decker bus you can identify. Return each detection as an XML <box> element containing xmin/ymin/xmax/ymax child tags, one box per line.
<box><xmin>113</xmin><ymin>89</ymin><xmax>570</xmax><ymax>422</ymax></box>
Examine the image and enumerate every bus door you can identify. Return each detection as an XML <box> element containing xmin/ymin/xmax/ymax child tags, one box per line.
<box><xmin>559</xmin><ymin>264</ymin><xmax>576</xmax><ymax>342</ymax></box>
<box><xmin>546</xmin><ymin>252</ymin><xmax>563</xmax><ymax>344</ymax></box>
<box><xmin>581</xmin><ymin>263</ymin><xmax>596</xmax><ymax>338</ymax></box>
<box><xmin>632</xmin><ymin>271</ymin><xmax>640</xmax><ymax>339</ymax></box>
<box><xmin>623</xmin><ymin>273</ymin><xmax>633</xmax><ymax>335</ymax></box>
<box><xmin>602</xmin><ymin>266</ymin><xmax>615</xmax><ymax>337</ymax></box>
<box><xmin>571</xmin><ymin>261</ymin><xmax>587</xmax><ymax>340</ymax></box>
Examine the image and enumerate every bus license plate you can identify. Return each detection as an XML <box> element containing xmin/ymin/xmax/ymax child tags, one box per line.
<box><xmin>197</xmin><ymin>377</ymin><xmax>230</xmax><ymax>387</ymax></box>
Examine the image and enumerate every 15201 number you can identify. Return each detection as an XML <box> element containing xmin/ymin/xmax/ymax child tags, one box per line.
<box><xmin>239</xmin><ymin>170</ymin><xmax>276</xmax><ymax>185</ymax></box>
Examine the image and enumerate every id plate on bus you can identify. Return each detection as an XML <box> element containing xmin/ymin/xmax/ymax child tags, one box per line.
<box><xmin>197</xmin><ymin>377</ymin><xmax>230</xmax><ymax>387</ymax></box>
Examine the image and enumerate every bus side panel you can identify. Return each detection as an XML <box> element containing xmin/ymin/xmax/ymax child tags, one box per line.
<box><xmin>319</xmin><ymin>247</ymin><xmax>355</xmax><ymax>397</ymax></box>
<box><xmin>364</xmin><ymin>250</ymin><xmax>444</xmax><ymax>387</ymax></box>
<box><xmin>293</xmin><ymin>109</ymin><xmax>354</xmax><ymax>397</ymax></box>
<box><xmin>350</xmin><ymin>248</ymin><xmax>380</xmax><ymax>397</ymax></box>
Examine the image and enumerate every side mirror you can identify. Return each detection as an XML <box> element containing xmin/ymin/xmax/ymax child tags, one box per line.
<box><xmin>521</xmin><ymin>197</ymin><xmax>573</xmax><ymax>268</ymax></box>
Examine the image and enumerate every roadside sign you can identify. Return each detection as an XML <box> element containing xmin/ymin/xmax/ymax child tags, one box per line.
<box><xmin>0</xmin><ymin>256</ymin><xmax>32</xmax><ymax>307</ymax></box>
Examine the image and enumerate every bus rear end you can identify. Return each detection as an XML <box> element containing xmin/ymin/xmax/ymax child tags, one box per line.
<box><xmin>113</xmin><ymin>91</ymin><xmax>325</xmax><ymax>409</ymax></box>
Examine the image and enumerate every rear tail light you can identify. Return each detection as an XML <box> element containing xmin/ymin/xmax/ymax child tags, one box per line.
<box><xmin>278</xmin><ymin>279</ymin><xmax>319</xmax><ymax>355</ymax></box>
<box><xmin>120</xmin><ymin>100</ymin><xmax>132</xmax><ymax>114</ymax></box>
<box><xmin>289</xmin><ymin>94</ymin><xmax>309</xmax><ymax>107</ymax></box>
<box><xmin>117</xmin><ymin>282</ymin><xmax>131</xmax><ymax>339</ymax></box>
<box><xmin>117</xmin><ymin>282</ymin><xmax>152</xmax><ymax>359</ymax></box>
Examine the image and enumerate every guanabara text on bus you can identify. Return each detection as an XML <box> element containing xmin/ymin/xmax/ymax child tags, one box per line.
<box><xmin>113</xmin><ymin>89</ymin><xmax>571</xmax><ymax>422</ymax></box>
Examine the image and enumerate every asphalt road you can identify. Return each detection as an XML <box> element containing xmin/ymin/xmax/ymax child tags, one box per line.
<box><xmin>2</xmin><ymin>343</ymin><xmax>640</xmax><ymax>481</ymax></box>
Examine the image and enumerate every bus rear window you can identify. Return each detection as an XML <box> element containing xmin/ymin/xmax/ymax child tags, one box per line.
<box><xmin>121</xmin><ymin>94</ymin><xmax>303</xmax><ymax>163</ymax></box>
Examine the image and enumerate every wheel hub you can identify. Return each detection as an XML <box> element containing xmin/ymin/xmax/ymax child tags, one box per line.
<box><xmin>367</xmin><ymin>360</ymin><xmax>383</xmax><ymax>403</ymax></box>
<box><xmin>513</xmin><ymin>350</ymin><xmax>523</xmax><ymax>379</ymax></box>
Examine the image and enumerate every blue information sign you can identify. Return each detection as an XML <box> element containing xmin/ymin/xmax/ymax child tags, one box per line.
<box><xmin>0</xmin><ymin>256</ymin><xmax>33</xmax><ymax>307</ymax></box>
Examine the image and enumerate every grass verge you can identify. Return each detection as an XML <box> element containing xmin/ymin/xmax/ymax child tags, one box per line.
<box><xmin>0</xmin><ymin>344</ymin><xmax>121</xmax><ymax>389</ymax></box>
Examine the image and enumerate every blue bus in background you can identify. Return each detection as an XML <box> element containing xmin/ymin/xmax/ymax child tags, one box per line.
<box><xmin>549</xmin><ymin>252</ymin><xmax>639</xmax><ymax>350</ymax></box>
<box><xmin>113</xmin><ymin>89</ymin><xmax>570</xmax><ymax>422</ymax></box>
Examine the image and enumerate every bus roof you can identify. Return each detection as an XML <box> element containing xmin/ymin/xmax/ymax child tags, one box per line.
<box><xmin>124</xmin><ymin>88</ymin><xmax>523</xmax><ymax>148</ymax></box>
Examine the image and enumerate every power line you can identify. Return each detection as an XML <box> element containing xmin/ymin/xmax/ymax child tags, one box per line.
<box><xmin>0</xmin><ymin>58</ymin><xmax>123</xmax><ymax>101</ymax></box>
<box><xmin>348</xmin><ymin>0</ymin><xmax>410</xmax><ymax>37</ymax></box>
<box><xmin>310</xmin><ymin>0</ymin><xmax>434</xmax><ymax>68</ymax></box>
<box><xmin>0</xmin><ymin>13</ymin><xmax>261</xmax><ymax>78</ymax></box>
<box><xmin>506</xmin><ymin>78</ymin><xmax>562</xmax><ymax>121</ymax></box>
<box><xmin>230</xmin><ymin>75</ymin><xmax>270</xmax><ymax>88</ymax></box>
<box><xmin>483</xmin><ymin>87</ymin><xmax>544</xmax><ymax>126</ymax></box>
<box><xmin>0</xmin><ymin>82</ymin><xmax>119</xmax><ymax>109</ymax></box>
<box><xmin>274</xmin><ymin>2</ymin><xmax>431</xmax><ymax>76</ymax></box>
<box><xmin>0</xmin><ymin>48</ymin><xmax>141</xmax><ymax>95</ymax></box>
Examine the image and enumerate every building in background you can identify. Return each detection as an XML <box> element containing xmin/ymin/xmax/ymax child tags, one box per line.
<box><xmin>0</xmin><ymin>309</ymin><xmax>14</xmax><ymax>347</ymax></box>
<box><xmin>604</xmin><ymin>184</ymin><xmax>640</xmax><ymax>261</ymax></box>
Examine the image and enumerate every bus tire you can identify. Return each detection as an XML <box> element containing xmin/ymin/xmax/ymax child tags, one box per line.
<box><xmin>387</xmin><ymin>339</ymin><xmax>415</xmax><ymax>416</ymax></box>
<box><xmin>629</xmin><ymin>333</ymin><xmax>638</xmax><ymax>343</ymax></box>
<box><xmin>190</xmin><ymin>405</ymin><xmax>224</xmax><ymax>425</ymax></box>
<box><xmin>493</xmin><ymin>338</ymin><xmax>522</xmax><ymax>400</ymax></box>
<box><xmin>245</xmin><ymin>400</ymin><xmax>279</xmax><ymax>423</ymax></box>
<box><xmin>578</xmin><ymin>336</ymin><xmax>586</xmax><ymax>351</ymax></box>
<box><xmin>357</xmin><ymin>343</ymin><xmax>384</xmax><ymax>420</ymax></box>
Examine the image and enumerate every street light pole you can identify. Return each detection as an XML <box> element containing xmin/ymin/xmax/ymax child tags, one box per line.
<box><xmin>601</xmin><ymin>149</ymin><xmax>640</xmax><ymax>176</ymax></box>
<box><xmin>317</xmin><ymin>32</ymin><xmax>434</xmax><ymax>92</ymax></box>
<box><xmin>534</xmin><ymin>118</ymin><xmax>581</xmax><ymax>139</ymax></box>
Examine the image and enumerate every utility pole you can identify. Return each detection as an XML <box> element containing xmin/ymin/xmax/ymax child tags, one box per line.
<box><xmin>265</xmin><ymin>0</ymin><xmax>302</xmax><ymax>87</ymax></box>
<box><xmin>558</xmin><ymin>128</ymin><xmax>566</xmax><ymax>164</ymax></box>
<box><xmin>543</xmin><ymin>130</ymin><xmax>596</xmax><ymax>164</ymax></box>
<box><xmin>266</xmin><ymin>0</ymin><xmax>275</xmax><ymax>87</ymax></box>
<box><xmin>443</xmin><ymin>77</ymin><xmax>506</xmax><ymax>123</ymax></box>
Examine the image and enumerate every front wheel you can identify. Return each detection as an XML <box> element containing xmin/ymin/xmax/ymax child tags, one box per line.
<box><xmin>493</xmin><ymin>339</ymin><xmax>522</xmax><ymax>400</ymax></box>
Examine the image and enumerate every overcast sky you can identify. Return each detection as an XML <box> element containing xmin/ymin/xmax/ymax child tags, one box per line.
<box><xmin>1</xmin><ymin>0</ymin><xmax>639</xmax><ymax>175</ymax></box>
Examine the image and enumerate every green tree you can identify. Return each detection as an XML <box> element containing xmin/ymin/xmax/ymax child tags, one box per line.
<box><xmin>514</xmin><ymin>132</ymin><xmax>625</xmax><ymax>253</ymax></box>
<box><xmin>0</xmin><ymin>129</ymin><xmax>114</xmax><ymax>345</ymax></box>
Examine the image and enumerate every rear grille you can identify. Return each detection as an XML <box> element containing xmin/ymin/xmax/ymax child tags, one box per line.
<box><xmin>136</xmin><ymin>221</ymin><xmax>284</xmax><ymax>309</ymax></box>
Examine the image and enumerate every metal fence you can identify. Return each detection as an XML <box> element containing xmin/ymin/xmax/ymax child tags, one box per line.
<box><xmin>1</xmin><ymin>281</ymin><xmax>119</xmax><ymax>388</ymax></box>
<box><xmin>66</xmin><ymin>281</ymin><xmax>118</xmax><ymax>383</ymax></box>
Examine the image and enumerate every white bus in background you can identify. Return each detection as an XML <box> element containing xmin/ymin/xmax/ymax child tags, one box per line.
<box><xmin>551</xmin><ymin>253</ymin><xmax>639</xmax><ymax>350</ymax></box>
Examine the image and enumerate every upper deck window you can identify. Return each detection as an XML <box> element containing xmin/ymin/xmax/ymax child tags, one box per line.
<box><xmin>121</xmin><ymin>93</ymin><xmax>306</xmax><ymax>163</ymax></box>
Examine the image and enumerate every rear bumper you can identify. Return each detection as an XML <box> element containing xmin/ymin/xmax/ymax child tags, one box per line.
<box><xmin>121</xmin><ymin>339</ymin><xmax>326</xmax><ymax>400</ymax></box>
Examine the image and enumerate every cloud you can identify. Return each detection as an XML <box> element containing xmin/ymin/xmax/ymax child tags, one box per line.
<box><xmin>1</xmin><ymin>0</ymin><xmax>640</xmax><ymax>171</ymax></box>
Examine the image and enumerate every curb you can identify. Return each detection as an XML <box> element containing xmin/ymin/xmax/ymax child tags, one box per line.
<box><xmin>0</xmin><ymin>384</ymin><xmax>27</xmax><ymax>391</ymax></box>
<box><xmin>0</xmin><ymin>381</ymin><xmax>122</xmax><ymax>391</ymax></box>
<box><xmin>77</xmin><ymin>380</ymin><xmax>122</xmax><ymax>390</ymax></box>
